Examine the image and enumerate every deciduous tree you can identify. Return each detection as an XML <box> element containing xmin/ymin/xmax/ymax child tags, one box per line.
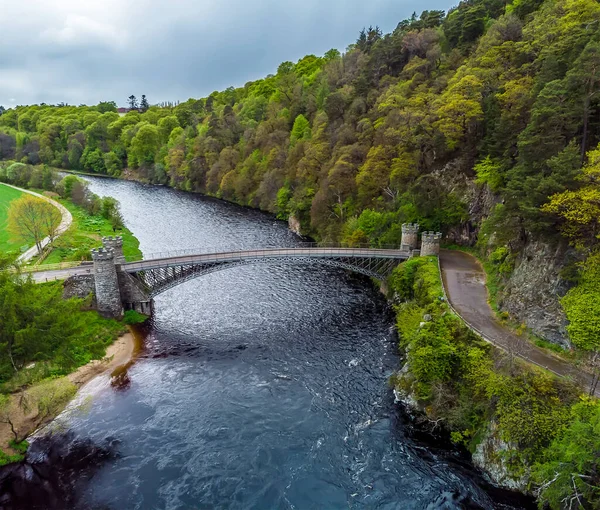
<box><xmin>7</xmin><ymin>195</ymin><xmax>61</xmax><ymax>253</ymax></box>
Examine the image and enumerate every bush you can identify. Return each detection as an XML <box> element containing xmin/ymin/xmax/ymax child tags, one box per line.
<box><xmin>123</xmin><ymin>310</ymin><xmax>148</xmax><ymax>325</ymax></box>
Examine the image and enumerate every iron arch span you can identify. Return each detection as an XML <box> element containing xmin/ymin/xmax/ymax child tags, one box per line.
<box><xmin>128</xmin><ymin>254</ymin><xmax>404</xmax><ymax>299</ymax></box>
<box><xmin>114</xmin><ymin>248</ymin><xmax>412</xmax><ymax>313</ymax></box>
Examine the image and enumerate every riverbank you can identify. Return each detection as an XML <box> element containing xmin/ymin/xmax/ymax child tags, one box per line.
<box><xmin>387</xmin><ymin>256</ymin><xmax>600</xmax><ymax>508</ymax></box>
<box><xmin>0</xmin><ymin>329</ymin><xmax>138</xmax><ymax>461</ymax></box>
<box><xmin>37</xmin><ymin>194</ymin><xmax>141</xmax><ymax>265</ymax></box>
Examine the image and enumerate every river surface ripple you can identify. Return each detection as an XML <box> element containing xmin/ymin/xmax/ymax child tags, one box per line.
<box><xmin>34</xmin><ymin>178</ymin><xmax>532</xmax><ymax>510</ymax></box>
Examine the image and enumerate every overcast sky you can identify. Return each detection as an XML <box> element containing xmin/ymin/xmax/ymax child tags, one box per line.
<box><xmin>0</xmin><ymin>0</ymin><xmax>453</xmax><ymax>107</ymax></box>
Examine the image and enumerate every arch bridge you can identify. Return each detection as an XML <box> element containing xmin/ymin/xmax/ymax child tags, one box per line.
<box><xmin>90</xmin><ymin>225</ymin><xmax>441</xmax><ymax>318</ymax></box>
<box><xmin>124</xmin><ymin>246</ymin><xmax>410</xmax><ymax>298</ymax></box>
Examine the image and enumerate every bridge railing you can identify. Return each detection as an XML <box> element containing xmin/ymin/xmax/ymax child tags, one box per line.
<box><xmin>136</xmin><ymin>243</ymin><xmax>408</xmax><ymax>262</ymax></box>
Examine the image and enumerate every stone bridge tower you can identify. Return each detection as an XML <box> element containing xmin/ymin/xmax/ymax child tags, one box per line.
<box><xmin>420</xmin><ymin>232</ymin><xmax>442</xmax><ymax>256</ymax></box>
<box><xmin>90</xmin><ymin>237</ymin><xmax>153</xmax><ymax>318</ymax></box>
<box><xmin>91</xmin><ymin>247</ymin><xmax>123</xmax><ymax>319</ymax></box>
<box><xmin>102</xmin><ymin>236</ymin><xmax>125</xmax><ymax>264</ymax></box>
<box><xmin>401</xmin><ymin>223</ymin><xmax>419</xmax><ymax>251</ymax></box>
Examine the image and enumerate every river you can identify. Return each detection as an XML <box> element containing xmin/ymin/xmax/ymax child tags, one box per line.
<box><xmin>26</xmin><ymin>178</ymin><xmax>533</xmax><ymax>509</ymax></box>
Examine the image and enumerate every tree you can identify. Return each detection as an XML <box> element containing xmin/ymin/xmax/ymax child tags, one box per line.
<box><xmin>103</xmin><ymin>151</ymin><xmax>122</xmax><ymax>176</ymax></box>
<box><xmin>7</xmin><ymin>195</ymin><xmax>61</xmax><ymax>253</ymax></box>
<box><xmin>559</xmin><ymin>251</ymin><xmax>600</xmax><ymax>395</ymax></box>
<box><xmin>290</xmin><ymin>114</ymin><xmax>311</xmax><ymax>145</ymax></box>
<box><xmin>96</xmin><ymin>101</ymin><xmax>117</xmax><ymax>113</ymax></box>
<box><xmin>127</xmin><ymin>95</ymin><xmax>138</xmax><ymax>110</ymax></box>
<box><xmin>534</xmin><ymin>399</ymin><xmax>600</xmax><ymax>509</ymax></box>
<box><xmin>564</xmin><ymin>41</ymin><xmax>600</xmax><ymax>162</ymax></box>
<box><xmin>157</xmin><ymin>115</ymin><xmax>180</xmax><ymax>143</ymax></box>
<box><xmin>129</xmin><ymin>123</ymin><xmax>159</xmax><ymax>166</ymax></box>
<box><xmin>140</xmin><ymin>95</ymin><xmax>149</xmax><ymax>112</ymax></box>
<box><xmin>542</xmin><ymin>144</ymin><xmax>600</xmax><ymax>247</ymax></box>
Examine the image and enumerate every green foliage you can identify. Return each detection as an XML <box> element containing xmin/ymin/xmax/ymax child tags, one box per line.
<box><xmin>42</xmin><ymin>196</ymin><xmax>140</xmax><ymax>265</ymax></box>
<box><xmin>533</xmin><ymin>398</ymin><xmax>600</xmax><ymax>509</ymax></box>
<box><xmin>8</xmin><ymin>439</ymin><xmax>28</xmax><ymax>454</ymax></box>
<box><xmin>290</xmin><ymin>114</ymin><xmax>311</xmax><ymax>145</ymax></box>
<box><xmin>123</xmin><ymin>310</ymin><xmax>148</xmax><ymax>325</ymax></box>
<box><xmin>560</xmin><ymin>251</ymin><xmax>600</xmax><ymax>352</ymax></box>
<box><xmin>0</xmin><ymin>0</ymin><xmax>598</xmax><ymax>250</ymax></box>
<box><xmin>474</xmin><ymin>156</ymin><xmax>503</xmax><ymax>191</ymax></box>
<box><xmin>389</xmin><ymin>255</ymin><xmax>594</xmax><ymax>506</ymax></box>
<box><xmin>275</xmin><ymin>184</ymin><xmax>292</xmax><ymax>220</ymax></box>
<box><xmin>0</xmin><ymin>183</ymin><xmax>25</xmax><ymax>255</ymax></box>
<box><xmin>0</xmin><ymin>261</ymin><xmax>127</xmax><ymax>384</ymax></box>
<box><xmin>389</xmin><ymin>257</ymin><xmax>443</xmax><ymax>306</ymax></box>
<box><xmin>0</xmin><ymin>449</ymin><xmax>24</xmax><ymax>466</ymax></box>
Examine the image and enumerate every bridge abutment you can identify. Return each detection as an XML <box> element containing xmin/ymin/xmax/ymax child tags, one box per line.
<box><xmin>92</xmin><ymin>248</ymin><xmax>124</xmax><ymax>319</ymax></box>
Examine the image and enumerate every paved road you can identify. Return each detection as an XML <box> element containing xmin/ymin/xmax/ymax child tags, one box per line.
<box><xmin>439</xmin><ymin>249</ymin><xmax>597</xmax><ymax>395</ymax></box>
<box><xmin>0</xmin><ymin>183</ymin><xmax>73</xmax><ymax>262</ymax></box>
<box><xmin>30</xmin><ymin>265</ymin><xmax>91</xmax><ymax>282</ymax></box>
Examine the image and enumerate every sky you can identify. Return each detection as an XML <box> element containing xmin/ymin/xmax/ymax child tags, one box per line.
<box><xmin>0</xmin><ymin>0</ymin><xmax>453</xmax><ymax>107</ymax></box>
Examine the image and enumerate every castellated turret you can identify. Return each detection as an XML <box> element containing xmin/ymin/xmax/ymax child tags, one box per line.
<box><xmin>420</xmin><ymin>231</ymin><xmax>442</xmax><ymax>256</ymax></box>
<box><xmin>91</xmin><ymin>247</ymin><xmax>123</xmax><ymax>318</ymax></box>
<box><xmin>401</xmin><ymin>223</ymin><xmax>420</xmax><ymax>251</ymax></box>
<box><xmin>102</xmin><ymin>236</ymin><xmax>125</xmax><ymax>264</ymax></box>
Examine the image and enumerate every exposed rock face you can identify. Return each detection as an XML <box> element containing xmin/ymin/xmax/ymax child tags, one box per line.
<box><xmin>288</xmin><ymin>215</ymin><xmax>303</xmax><ymax>237</ymax></box>
<box><xmin>500</xmin><ymin>240</ymin><xmax>577</xmax><ymax>348</ymax></box>
<box><xmin>433</xmin><ymin>157</ymin><xmax>574</xmax><ymax>347</ymax></box>
<box><xmin>431</xmin><ymin>157</ymin><xmax>499</xmax><ymax>246</ymax></box>
<box><xmin>472</xmin><ymin>422</ymin><xmax>529</xmax><ymax>493</ymax></box>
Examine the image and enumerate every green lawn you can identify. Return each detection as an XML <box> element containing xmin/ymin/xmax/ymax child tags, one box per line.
<box><xmin>0</xmin><ymin>184</ymin><xmax>27</xmax><ymax>255</ymax></box>
<box><xmin>41</xmin><ymin>198</ymin><xmax>142</xmax><ymax>264</ymax></box>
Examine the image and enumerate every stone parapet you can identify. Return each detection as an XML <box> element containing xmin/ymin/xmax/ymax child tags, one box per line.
<box><xmin>91</xmin><ymin>247</ymin><xmax>114</xmax><ymax>261</ymax></box>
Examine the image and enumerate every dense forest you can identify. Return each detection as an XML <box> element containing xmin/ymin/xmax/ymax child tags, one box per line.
<box><xmin>0</xmin><ymin>0</ymin><xmax>599</xmax><ymax>345</ymax></box>
<box><xmin>0</xmin><ymin>0</ymin><xmax>597</xmax><ymax>249</ymax></box>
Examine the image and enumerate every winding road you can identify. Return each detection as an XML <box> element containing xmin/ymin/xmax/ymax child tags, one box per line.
<box><xmin>439</xmin><ymin>249</ymin><xmax>598</xmax><ymax>395</ymax></box>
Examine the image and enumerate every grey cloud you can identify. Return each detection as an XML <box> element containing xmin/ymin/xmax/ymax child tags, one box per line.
<box><xmin>0</xmin><ymin>0</ymin><xmax>452</xmax><ymax>107</ymax></box>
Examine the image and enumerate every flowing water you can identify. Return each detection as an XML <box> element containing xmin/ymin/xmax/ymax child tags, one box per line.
<box><xmin>23</xmin><ymin>178</ymin><xmax>534</xmax><ymax>509</ymax></box>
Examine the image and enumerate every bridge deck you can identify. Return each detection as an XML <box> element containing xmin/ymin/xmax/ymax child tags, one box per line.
<box><xmin>121</xmin><ymin>247</ymin><xmax>410</xmax><ymax>272</ymax></box>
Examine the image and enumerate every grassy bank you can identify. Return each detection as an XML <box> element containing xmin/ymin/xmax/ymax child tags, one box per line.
<box><xmin>0</xmin><ymin>184</ymin><xmax>25</xmax><ymax>253</ymax></box>
<box><xmin>37</xmin><ymin>197</ymin><xmax>141</xmax><ymax>265</ymax></box>
<box><xmin>388</xmin><ymin>257</ymin><xmax>600</xmax><ymax>508</ymax></box>
<box><xmin>0</xmin><ymin>274</ymin><xmax>132</xmax><ymax>464</ymax></box>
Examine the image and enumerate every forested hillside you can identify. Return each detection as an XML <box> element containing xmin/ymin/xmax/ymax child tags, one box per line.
<box><xmin>1</xmin><ymin>0</ymin><xmax>599</xmax><ymax>344</ymax></box>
